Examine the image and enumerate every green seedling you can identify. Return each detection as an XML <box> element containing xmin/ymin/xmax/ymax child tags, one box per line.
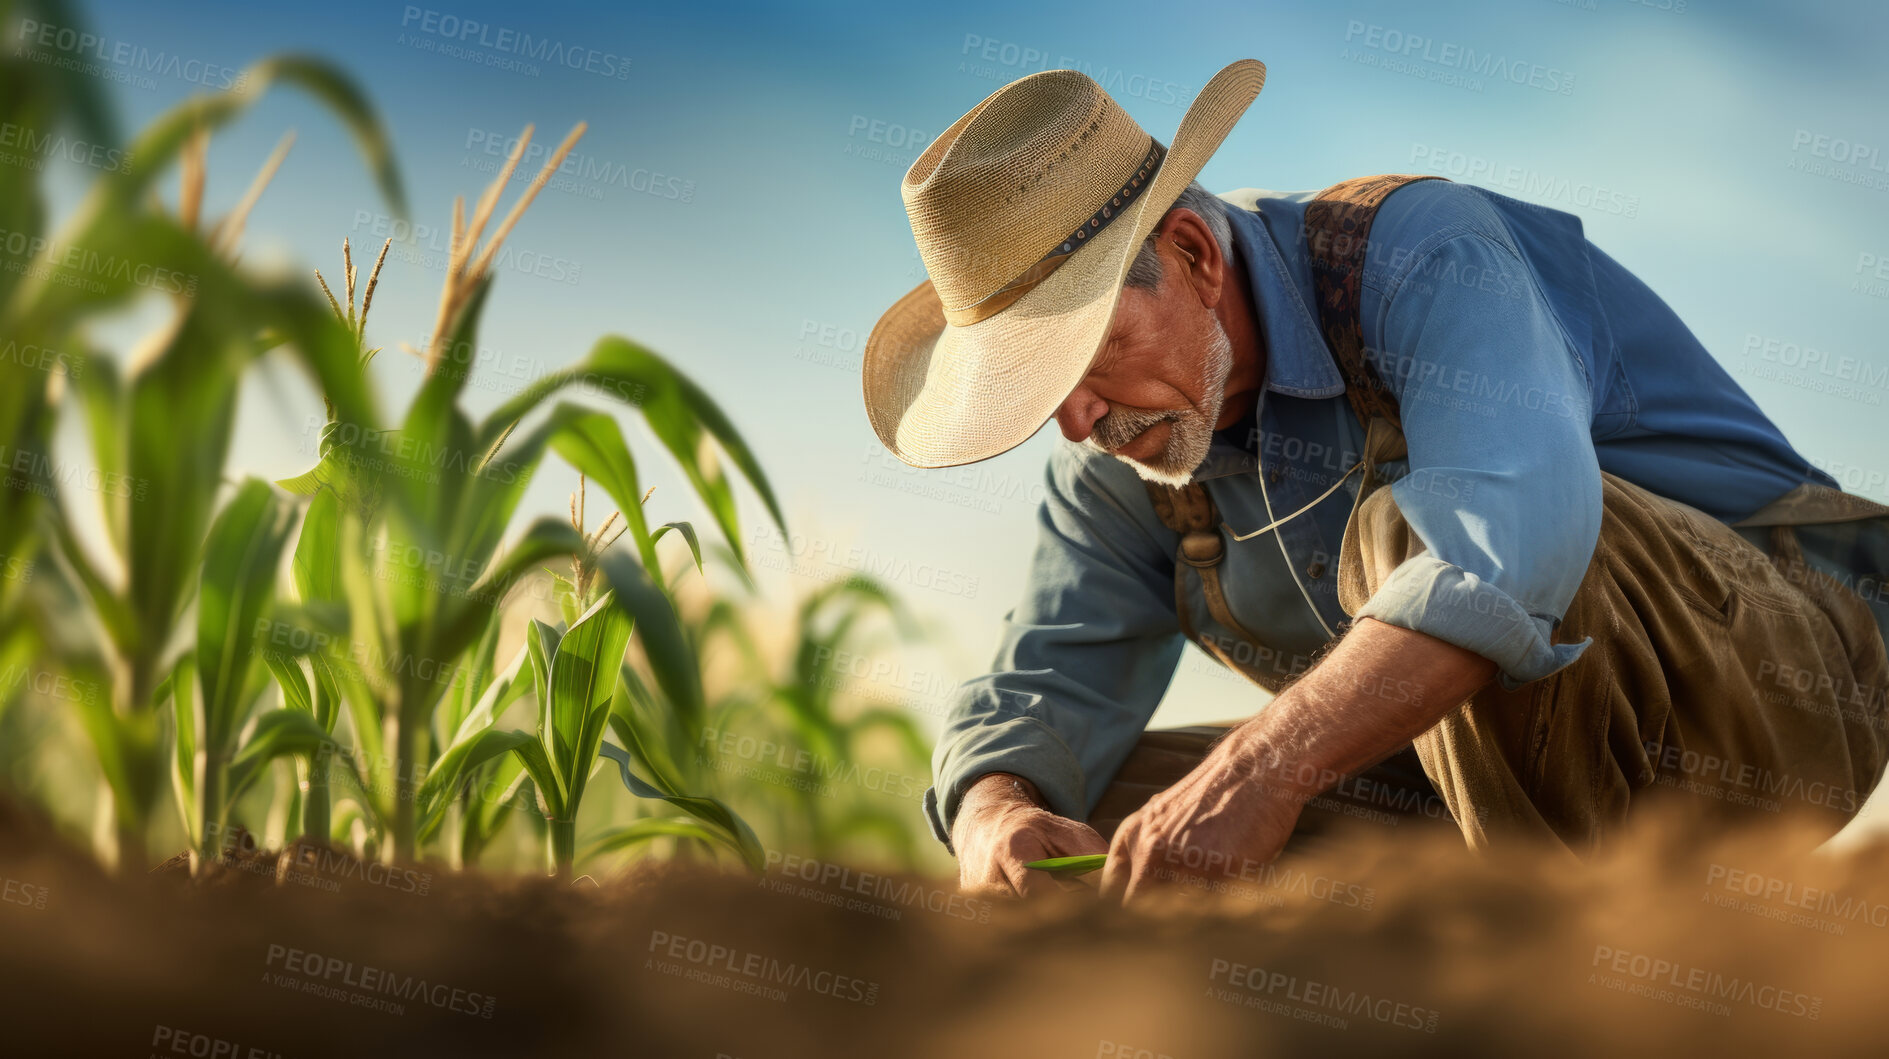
<box><xmin>1025</xmin><ymin>854</ymin><xmax>1108</xmax><ymax>876</ymax></box>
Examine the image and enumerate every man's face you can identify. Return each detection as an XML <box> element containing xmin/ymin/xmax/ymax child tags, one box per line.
<box><xmin>1052</xmin><ymin>237</ymin><xmax>1237</xmax><ymax>487</ymax></box>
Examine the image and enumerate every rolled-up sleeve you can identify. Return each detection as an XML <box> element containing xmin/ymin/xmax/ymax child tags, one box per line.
<box><xmin>924</xmin><ymin>443</ymin><xmax>1186</xmax><ymax>851</ymax></box>
<box><xmin>1353</xmin><ymin>225</ymin><xmax>1603</xmax><ymax>690</ymax></box>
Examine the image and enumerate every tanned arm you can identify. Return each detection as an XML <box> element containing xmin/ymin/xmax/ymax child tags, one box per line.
<box><xmin>1099</xmin><ymin>617</ymin><xmax>1497</xmax><ymax>905</ymax></box>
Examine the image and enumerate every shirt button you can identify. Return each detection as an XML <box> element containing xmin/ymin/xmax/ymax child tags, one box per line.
<box><xmin>1306</xmin><ymin>559</ymin><xmax>1327</xmax><ymax>579</ymax></box>
<box><xmin>1267</xmin><ymin>463</ymin><xmax>1283</xmax><ymax>485</ymax></box>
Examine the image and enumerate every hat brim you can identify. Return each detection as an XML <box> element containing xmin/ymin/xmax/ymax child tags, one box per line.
<box><xmin>862</xmin><ymin>58</ymin><xmax>1266</xmax><ymax>468</ymax></box>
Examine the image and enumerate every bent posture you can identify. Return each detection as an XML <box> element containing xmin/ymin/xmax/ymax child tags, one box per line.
<box><xmin>861</xmin><ymin>60</ymin><xmax>1889</xmax><ymax>901</ymax></box>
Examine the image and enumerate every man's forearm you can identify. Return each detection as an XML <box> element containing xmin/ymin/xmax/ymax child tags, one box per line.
<box><xmin>960</xmin><ymin>772</ymin><xmax>1047</xmax><ymax>815</ymax></box>
<box><xmin>1226</xmin><ymin>617</ymin><xmax>1498</xmax><ymax>800</ymax></box>
<box><xmin>1100</xmin><ymin>617</ymin><xmax>1502</xmax><ymax>902</ymax></box>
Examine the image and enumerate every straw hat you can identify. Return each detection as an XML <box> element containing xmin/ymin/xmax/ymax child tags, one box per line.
<box><xmin>863</xmin><ymin>58</ymin><xmax>1266</xmax><ymax>468</ymax></box>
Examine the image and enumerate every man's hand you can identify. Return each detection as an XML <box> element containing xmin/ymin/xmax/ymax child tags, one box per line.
<box><xmin>1099</xmin><ymin>729</ymin><xmax>1304</xmax><ymax>905</ymax></box>
<box><xmin>951</xmin><ymin>772</ymin><xmax>1108</xmax><ymax>897</ymax></box>
<box><xmin>1101</xmin><ymin>618</ymin><xmax>1497</xmax><ymax>906</ymax></box>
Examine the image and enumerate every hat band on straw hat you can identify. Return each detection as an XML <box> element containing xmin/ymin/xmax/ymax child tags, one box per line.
<box><xmin>939</xmin><ymin>136</ymin><xmax>1168</xmax><ymax>328</ymax></box>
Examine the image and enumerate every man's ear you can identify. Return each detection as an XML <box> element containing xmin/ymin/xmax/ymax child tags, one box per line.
<box><xmin>1158</xmin><ymin>209</ymin><xmax>1224</xmax><ymax>309</ymax></box>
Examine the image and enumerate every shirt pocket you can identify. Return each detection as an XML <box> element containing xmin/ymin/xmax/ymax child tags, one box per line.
<box><xmin>1589</xmin><ymin>356</ymin><xmax>1639</xmax><ymax>440</ymax></box>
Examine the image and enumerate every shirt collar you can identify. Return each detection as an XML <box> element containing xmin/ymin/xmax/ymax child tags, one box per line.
<box><xmin>1222</xmin><ymin>192</ymin><xmax>1346</xmax><ymax>400</ymax></box>
<box><xmin>1187</xmin><ymin>193</ymin><xmax>1346</xmax><ymax>482</ymax></box>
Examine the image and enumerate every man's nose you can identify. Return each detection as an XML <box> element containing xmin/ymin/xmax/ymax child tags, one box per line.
<box><xmin>1054</xmin><ymin>383</ymin><xmax>1109</xmax><ymax>443</ymax></box>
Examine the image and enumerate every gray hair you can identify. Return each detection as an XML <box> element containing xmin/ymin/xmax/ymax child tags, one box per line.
<box><xmin>1122</xmin><ymin>180</ymin><xmax>1232</xmax><ymax>292</ymax></box>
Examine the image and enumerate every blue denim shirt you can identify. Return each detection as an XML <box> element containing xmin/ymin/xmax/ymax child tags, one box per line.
<box><xmin>922</xmin><ymin>178</ymin><xmax>1833</xmax><ymax>847</ymax></box>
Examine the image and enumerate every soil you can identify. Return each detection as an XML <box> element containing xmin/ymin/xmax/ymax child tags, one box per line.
<box><xmin>2</xmin><ymin>796</ymin><xmax>1886</xmax><ymax>1057</ymax></box>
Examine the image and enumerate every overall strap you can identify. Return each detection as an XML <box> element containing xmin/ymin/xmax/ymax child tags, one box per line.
<box><xmin>1141</xmin><ymin>174</ymin><xmax>1445</xmax><ymax>685</ymax></box>
<box><xmin>1304</xmin><ymin>173</ymin><xmax>1445</xmax><ymax>432</ymax></box>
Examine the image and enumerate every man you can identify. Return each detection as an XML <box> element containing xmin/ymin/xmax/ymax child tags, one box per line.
<box><xmin>862</xmin><ymin>59</ymin><xmax>1889</xmax><ymax>902</ymax></box>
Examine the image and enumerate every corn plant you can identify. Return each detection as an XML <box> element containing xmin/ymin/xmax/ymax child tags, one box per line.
<box><xmin>276</xmin><ymin>124</ymin><xmax>784</xmax><ymax>866</ymax></box>
<box><xmin>0</xmin><ymin>31</ymin><xmax>401</xmax><ymax>864</ymax></box>
<box><xmin>412</xmin><ymin>480</ymin><xmax>762</xmax><ymax>878</ymax></box>
<box><xmin>693</xmin><ymin>575</ymin><xmax>935</xmax><ymax>867</ymax></box>
<box><xmin>166</xmin><ymin>479</ymin><xmax>342</xmax><ymax>870</ymax></box>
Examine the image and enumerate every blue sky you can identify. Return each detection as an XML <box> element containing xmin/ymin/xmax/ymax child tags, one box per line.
<box><xmin>43</xmin><ymin>1</ymin><xmax>1889</xmax><ymax>800</ymax></box>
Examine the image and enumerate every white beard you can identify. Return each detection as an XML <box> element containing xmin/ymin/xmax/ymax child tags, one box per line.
<box><xmin>1083</xmin><ymin>316</ymin><xmax>1236</xmax><ymax>487</ymax></box>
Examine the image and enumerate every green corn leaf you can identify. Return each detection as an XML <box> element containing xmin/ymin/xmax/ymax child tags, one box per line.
<box><xmin>416</xmin><ymin>642</ymin><xmax>530</xmax><ymax>837</ymax></box>
<box><xmin>416</xmin><ymin>727</ymin><xmax>533</xmax><ymax>840</ymax></box>
<box><xmin>511</xmin><ymin>737</ymin><xmax>565</xmax><ymax>822</ymax></box>
<box><xmin>548</xmin><ymin>591</ymin><xmax>633</xmax><ymax>806</ymax></box>
<box><xmin>599</xmin><ymin>734</ymin><xmax>764</xmax><ymax>872</ymax></box>
<box><xmin>653</xmin><ymin>521</ymin><xmax>703</xmax><ymax>576</ymax></box>
<box><xmin>263</xmin><ymin>651</ymin><xmax>313</xmax><ymax>715</ymax></box>
<box><xmin>42</xmin><ymin>507</ymin><xmax>137</xmax><ymax>659</ymax></box>
<box><xmin>579</xmin><ymin>817</ymin><xmax>740</xmax><ymax>866</ymax></box>
<box><xmin>440</xmin><ymin>604</ymin><xmax>505</xmax><ymax>740</ymax></box>
<box><xmin>196</xmin><ymin>480</ymin><xmax>294</xmax><ymax>756</ymax></box>
<box><xmin>406</xmin><ymin>273</ymin><xmax>494</xmax><ymax>432</ymax></box>
<box><xmin>547</xmin><ymin>407</ymin><xmax>658</xmax><ymax>571</ymax></box>
<box><xmin>459</xmin><ymin>753</ymin><xmax>532</xmax><ymax>853</ymax></box>
<box><xmin>609</xmin><ymin>665</ymin><xmax>690</xmax><ymax>795</ymax></box>
<box><xmin>1025</xmin><ymin>854</ymin><xmax>1108</xmax><ymax>876</ymax></box>
<box><xmin>88</xmin><ymin>52</ymin><xmax>402</xmax><ymax>224</ymax></box>
<box><xmin>597</xmin><ymin>549</ymin><xmax>702</xmax><ymax>726</ymax></box>
<box><xmin>227</xmin><ymin>709</ymin><xmax>338</xmax><ymax>803</ymax></box>
<box><xmin>70</xmin><ymin>348</ymin><xmax>128</xmax><ymax>558</ymax></box>
<box><xmin>479</xmin><ymin>336</ymin><xmax>785</xmax><ymax>560</ymax></box>
<box><xmin>291</xmin><ymin>488</ymin><xmax>343</xmax><ymax>604</ymax></box>
<box><xmin>433</xmin><ymin>517</ymin><xmax>584</xmax><ymax>667</ymax></box>
<box><xmin>11</xmin><ymin>58</ymin><xmax>402</xmax><ymax>361</ymax></box>
<box><xmin>128</xmin><ymin>305</ymin><xmax>244</xmax><ymax>666</ymax></box>
<box><xmin>162</xmin><ymin>653</ymin><xmax>200</xmax><ymax>848</ymax></box>
<box><xmin>526</xmin><ymin>618</ymin><xmax>562</xmax><ymax>713</ymax></box>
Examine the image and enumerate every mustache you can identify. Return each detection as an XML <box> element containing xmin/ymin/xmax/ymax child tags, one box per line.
<box><xmin>1087</xmin><ymin>405</ymin><xmax>1179</xmax><ymax>452</ymax></box>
